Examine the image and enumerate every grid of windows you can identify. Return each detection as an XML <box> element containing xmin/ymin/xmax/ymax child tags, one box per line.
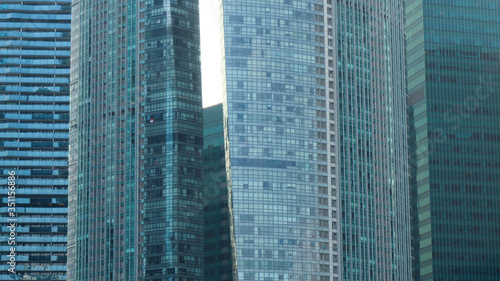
<box><xmin>335</xmin><ymin>0</ymin><xmax>410</xmax><ymax>280</ymax></box>
<box><xmin>203</xmin><ymin>104</ymin><xmax>235</xmax><ymax>281</ymax></box>
<box><xmin>69</xmin><ymin>0</ymin><xmax>139</xmax><ymax>278</ymax></box>
<box><xmin>69</xmin><ymin>0</ymin><xmax>204</xmax><ymax>280</ymax></box>
<box><xmin>407</xmin><ymin>1</ymin><xmax>500</xmax><ymax>280</ymax></box>
<box><xmin>221</xmin><ymin>1</ymin><xmax>338</xmax><ymax>280</ymax></box>
<box><xmin>222</xmin><ymin>0</ymin><xmax>410</xmax><ymax>280</ymax></box>
<box><xmin>139</xmin><ymin>0</ymin><xmax>204</xmax><ymax>279</ymax></box>
<box><xmin>0</xmin><ymin>0</ymin><xmax>70</xmax><ymax>279</ymax></box>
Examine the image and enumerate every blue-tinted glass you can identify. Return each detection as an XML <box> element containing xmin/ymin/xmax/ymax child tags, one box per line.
<box><xmin>0</xmin><ymin>0</ymin><xmax>70</xmax><ymax>279</ymax></box>
<box><xmin>221</xmin><ymin>1</ymin><xmax>411</xmax><ymax>280</ymax></box>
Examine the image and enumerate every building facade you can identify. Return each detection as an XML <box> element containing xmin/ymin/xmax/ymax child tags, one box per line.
<box><xmin>0</xmin><ymin>0</ymin><xmax>70</xmax><ymax>279</ymax></box>
<box><xmin>406</xmin><ymin>0</ymin><xmax>500</xmax><ymax>280</ymax></box>
<box><xmin>203</xmin><ymin>104</ymin><xmax>235</xmax><ymax>281</ymax></box>
<box><xmin>221</xmin><ymin>0</ymin><xmax>410</xmax><ymax>280</ymax></box>
<box><xmin>336</xmin><ymin>0</ymin><xmax>410</xmax><ymax>279</ymax></box>
<box><xmin>69</xmin><ymin>0</ymin><xmax>204</xmax><ymax>280</ymax></box>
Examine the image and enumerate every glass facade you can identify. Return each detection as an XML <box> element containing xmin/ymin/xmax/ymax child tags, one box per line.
<box><xmin>406</xmin><ymin>1</ymin><xmax>500</xmax><ymax>280</ymax></box>
<box><xmin>221</xmin><ymin>0</ymin><xmax>338</xmax><ymax>280</ymax></box>
<box><xmin>336</xmin><ymin>0</ymin><xmax>411</xmax><ymax>280</ymax></box>
<box><xmin>221</xmin><ymin>0</ymin><xmax>410</xmax><ymax>280</ymax></box>
<box><xmin>69</xmin><ymin>0</ymin><xmax>204</xmax><ymax>280</ymax></box>
<box><xmin>203</xmin><ymin>104</ymin><xmax>235</xmax><ymax>281</ymax></box>
<box><xmin>0</xmin><ymin>0</ymin><xmax>70</xmax><ymax>279</ymax></box>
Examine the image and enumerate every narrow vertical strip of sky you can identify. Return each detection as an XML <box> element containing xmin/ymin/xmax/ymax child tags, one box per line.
<box><xmin>200</xmin><ymin>0</ymin><xmax>223</xmax><ymax>107</ymax></box>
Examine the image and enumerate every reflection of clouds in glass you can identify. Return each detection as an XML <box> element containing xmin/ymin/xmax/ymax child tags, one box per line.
<box><xmin>200</xmin><ymin>0</ymin><xmax>223</xmax><ymax>107</ymax></box>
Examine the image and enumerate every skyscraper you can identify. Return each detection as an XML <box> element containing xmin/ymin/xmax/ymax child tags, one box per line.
<box><xmin>406</xmin><ymin>1</ymin><xmax>500</xmax><ymax>280</ymax></box>
<box><xmin>203</xmin><ymin>103</ymin><xmax>235</xmax><ymax>281</ymax></box>
<box><xmin>0</xmin><ymin>0</ymin><xmax>70</xmax><ymax>279</ymax></box>
<box><xmin>69</xmin><ymin>0</ymin><xmax>204</xmax><ymax>280</ymax></box>
<box><xmin>221</xmin><ymin>0</ymin><xmax>410</xmax><ymax>280</ymax></box>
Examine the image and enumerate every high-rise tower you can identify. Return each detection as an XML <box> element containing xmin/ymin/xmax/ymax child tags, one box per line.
<box><xmin>69</xmin><ymin>0</ymin><xmax>204</xmax><ymax>280</ymax></box>
<box><xmin>203</xmin><ymin>103</ymin><xmax>235</xmax><ymax>281</ymax></box>
<box><xmin>0</xmin><ymin>0</ymin><xmax>70</xmax><ymax>279</ymax></box>
<box><xmin>220</xmin><ymin>0</ymin><xmax>410</xmax><ymax>280</ymax></box>
<box><xmin>406</xmin><ymin>1</ymin><xmax>500</xmax><ymax>280</ymax></box>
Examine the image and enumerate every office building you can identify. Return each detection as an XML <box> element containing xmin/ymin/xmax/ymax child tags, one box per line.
<box><xmin>0</xmin><ymin>0</ymin><xmax>70</xmax><ymax>279</ymax></box>
<box><xmin>203</xmin><ymin>104</ymin><xmax>235</xmax><ymax>281</ymax></box>
<box><xmin>406</xmin><ymin>0</ymin><xmax>500</xmax><ymax>280</ymax></box>
<box><xmin>68</xmin><ymin>0</ymin><xmax>204</xmax><ymax>280</ymax></box>
<box><xmin>221</xmin><ymin>0</ymin><xmax>410</xmax><ymax>280</ymax></box>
